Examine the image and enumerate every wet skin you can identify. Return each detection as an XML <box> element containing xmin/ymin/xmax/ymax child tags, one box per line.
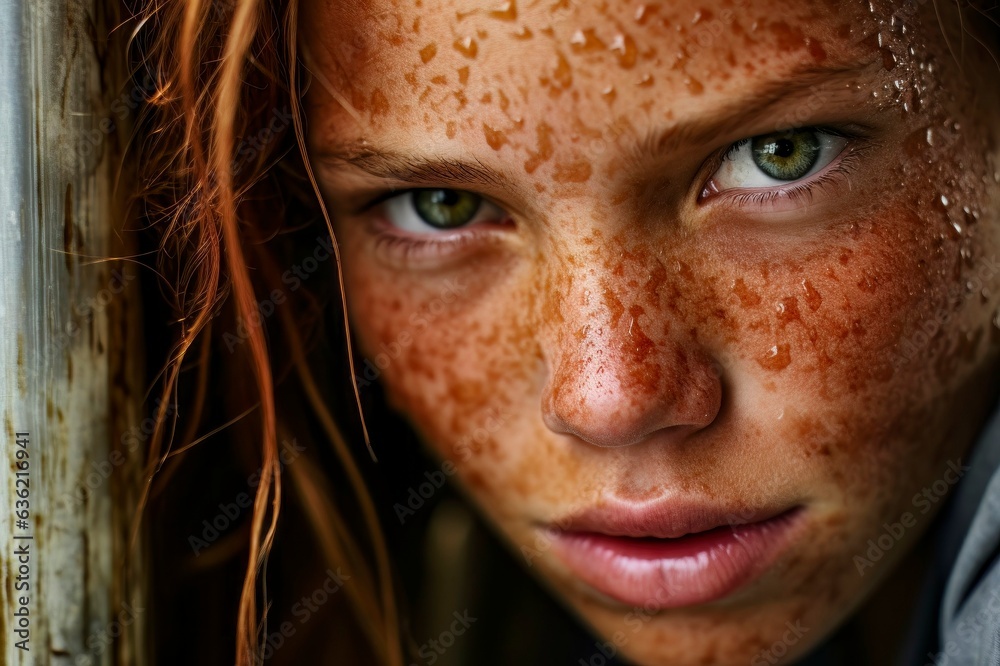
<box><xmin>301</xmin><ymin>1</ymin><xmax>1000</xmax><ymax>663</ymax></box>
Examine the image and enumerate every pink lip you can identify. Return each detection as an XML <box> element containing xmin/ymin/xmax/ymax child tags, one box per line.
<box><xmin>547</xmin><ymin>500</ymin><xmax>805</xmax><ymax>609</ymax></box>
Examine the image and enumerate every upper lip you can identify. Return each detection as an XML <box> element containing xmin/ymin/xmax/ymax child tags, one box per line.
<box><xmin>549</xmin><ymin>497</ymin><xmax>798</xmax><ymax>540</ymax></box>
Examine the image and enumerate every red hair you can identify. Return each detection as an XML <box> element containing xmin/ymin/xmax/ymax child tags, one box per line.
<box><xmin>128</xmin><ymin>0</ymin><xmax>403</xmax><ymax>662</ymax></box>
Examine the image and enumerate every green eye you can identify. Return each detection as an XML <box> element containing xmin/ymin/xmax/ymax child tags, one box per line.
<box><xmin>412</xmin><ymin>189</ymin><xmax>482</xmax><ymax>229</ymax></box>
<box><xmin>751</xmin><ymin>130</ymin><xmax>821</xmax><ymax>181</ymax></box>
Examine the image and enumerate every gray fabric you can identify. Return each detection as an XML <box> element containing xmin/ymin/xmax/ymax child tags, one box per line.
<box><xmin>934</xmin><ymin>396</ymin><xmax>1000</xmax><ymax>665</ymax></box>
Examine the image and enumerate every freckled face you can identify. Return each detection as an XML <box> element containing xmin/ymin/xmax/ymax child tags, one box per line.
<box><xmin>302</xmin><ymin>1</ymin><xmax>1000</xmax><ymax>663</ymax></box>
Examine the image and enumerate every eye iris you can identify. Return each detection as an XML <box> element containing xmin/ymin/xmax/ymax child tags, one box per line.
<box><xmin>751</xmin><ymin>130</ymin><xmax>821</xmax><ymax>181</ymax></box>
<box><xmin>413</xmin><ymin>189</ymin><xmax>481</xmax><ymax>228</ymax></box>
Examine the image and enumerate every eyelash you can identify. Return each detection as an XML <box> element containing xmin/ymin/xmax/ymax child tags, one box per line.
<box><xmin>721</xmin><ymin>147</ymin><xmax>864</xmax><ymax>209</ymax></box>
<box><xmin>697</xmin><ymin>126</ymin><xmax>867</xmax><ymax>212</ymax></box>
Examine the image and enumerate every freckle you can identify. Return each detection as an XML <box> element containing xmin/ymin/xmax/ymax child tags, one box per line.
<box><xmin>601</xmin><ymin>86</ymin><xmax>617</xmax><ymax>104</ymax></box>
<box><xmin>490</xmin><ymin>0</ymin><xmax>517</xmax><ymax>20</ymax></box>
<box><xmin>553</xmin><ymin>159</ymin><xmax>592</xmax><ymax>183</ymax></box>
<box><xmin>498</xmin><ymin>90</ymin><xmax>510</xmax><ymax>110</ymax></box>
<box><xmin>481</xmin><ymin>92</ymin><xmax>493</xmax><ymax>103</ymax></box>
<box><xmin>685</xmin><ymin>77</ymin><xmax>704</xmax><ymax>94</ymax></box>
<box><xmin>430</xmin><ymin>74</ymin><xmax>447</xmax><ymax>85</ymax></box>
<box><xmin>851</xmin><ymin>319</ymin><xmax>866</xmax><ymax>337</ymax></box>
<box><xmin>512</xmin><ymin>26</ymin><xmax>533</xmax><ymax>39</ymax></box>
<box><xmin>732</xmin><ymin>278</ymin><xmax>761</xmax><ymax>307</ymax></box>
<box><xmin>524</xmin><ymin>122</ymin><xmax>554</xmax><ymax>173</ymax></box>
<box><xmin>404</xmin><ymin>71</ymin><xmax>418</xmax><ymax>89</ymax></box>
<box><xmin>758</xmin><ymin>344</ymin><xmax>791</xmax><ymax>371</ymax></box>
<box><xmin>482</xmin><ymin>122</ymin><xmax>508</xmax><ymax>150</ymax></box>
<box><xmin>637</xmin><ymin>73</ymin><xmax>653</xmax><ymax>87</ymax></box>
<box><xmin>807</xmin><ymin>39</ymin><xmax>827</xmax><ymax>61</ymax></box>
<box><xmin>839</xmin><ymin>249</ymin><xmax>852</xmax><ymax>265</ymax></box>
<box><xmin>419</xmin><ymin>43</ymin><xmax>437</xmax><ymax>63</ymax></box>
<box><xmin>534</xmin><ymin>182</ymin><xmax>545</xmax><ymax>193</ymax></box>
<box><xmin>768</xmin><ymin>20</ymin><xmax>806</xmax><ymax>53</ymax></box>
<box><xmin>370</xmin><ymin>89</ymin><xmax>389</xmax><ymax>116</ymax></box>
<box><xmin>446</xmin><ymin>121</ymin><xmax>456</xmax><ymax>138</ymax></box>
<box><xmin>412</xmin><ymin>17</ymin><xmax>420</xmax><ymax>33</ymax></box>
<box><xmin>775</xmin><ymin>297</ymin><xmax>800</xmax><ymax>325</ymax></box>
<box><xmin>453</xmin><ymin>36</ymin><xmax>479</xmax><ymax>58</ymax></box>
<box><xmin>550</xmin><ymin>51</ymin><xmax>573</xmax><ymax>92</ymax></box>
<box><xmin>457</xmin><ymin>66</ymin><xmax>470</xmax><ymax>85</ymax></box>
<box><xmin>610</xmin><ymin>33</ymin><xmax>638</xmax><ymax>68</ymax></box>
<box><xmin>801</xmin><ymin>279</ymin><xmax>823</xmax><ymax>311</ymax></box>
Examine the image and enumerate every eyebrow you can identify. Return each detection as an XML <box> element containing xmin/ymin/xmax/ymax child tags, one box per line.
<box><xmin>317</xmin><ymin>148</ymin><xmax>513</xmax><ymax>191</ymax></box>
<box><xmin>314</xmin><ymin>57</ymin><xmax>880</xmax><ymax>189</ymax></box>
<box><xmin>634</xmin><ymin>59</ymin><xmax>881</xmax><ymax>158</ymax></box>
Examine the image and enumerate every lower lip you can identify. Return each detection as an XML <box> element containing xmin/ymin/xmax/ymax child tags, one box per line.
<box><xmin>549</xmin><ymin>508</ymin><xmax>804</xmax><ymax>609</ymax></box>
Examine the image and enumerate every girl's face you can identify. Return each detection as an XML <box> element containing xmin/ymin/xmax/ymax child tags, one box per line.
<box><xmin>302</xmin><ymin>1</ymin><xmax>1000</xmax><ymax>663</ymax></box>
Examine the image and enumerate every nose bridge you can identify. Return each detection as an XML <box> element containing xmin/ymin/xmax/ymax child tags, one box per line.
<box><xmin>536</xmin><ymin>235</ymin><xmax>721</xmax><ymax>448</ymax></box>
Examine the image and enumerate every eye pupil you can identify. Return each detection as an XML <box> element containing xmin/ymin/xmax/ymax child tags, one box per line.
<box><xmin>751</xmin><ymin>130</ymin><xmax>821</xmax><ymax>181</ymax></box>
<box><xmin>772</xmin><ymin>139</ymin><xmax>796</xmax><ymax>158</ymax></box>
<box><xmin>413</xmin><ymin>188</ymin><xmax>481</xmax><ymax>228</ymax></box>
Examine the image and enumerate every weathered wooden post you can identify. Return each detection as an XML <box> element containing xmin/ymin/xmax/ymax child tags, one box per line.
<box><xmin>0</xmin><ymin>0</ymin><xmax>146</xmax><ymax>663</ymax></box>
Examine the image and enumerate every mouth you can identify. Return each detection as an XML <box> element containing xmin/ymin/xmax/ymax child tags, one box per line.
<box><xmin>545</xmin><ymin>500</ymin><xmax>805</xmax><ymax>610</ymax></box>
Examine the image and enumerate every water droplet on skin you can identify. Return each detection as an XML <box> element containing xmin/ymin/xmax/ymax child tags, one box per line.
<box><xmin>950</xmin><ymin>219</ymin><xmax>963</xmax><ymax>236</ymax></box>
<box><xmin>420</xmin><ymin>43</ymin><xmax>437</xmax><ymax>63</ymax></box>
<box><xmin>940</xmin><ymin>194</ymin><xmax>950</xmax><ymax>207</ymax></box>
<box><xmin>570</xmin><ymin>28</ymin><xmax>607</xmax><ymax>53</ymax></box>
<box><xmin>801</xmin><ymin>279</ymin><xmax>823</xmax><ymax>311</ymax></box>
<box><xmin>512</xmin><ymin>25</ymin><xmax>533</xmax><ymax>39</ymax></box>
<box><xmin>453</xmin><ymin>36</ymin><xmax>479</xmax><ymax>58</ymax></box>
<box><xmin>758</xmin><ymin>344</ymin><xmax>792</xmax><ymax>371</ymax></box>
<box><xmin>610</xmin><ymin>33</ymin><xmax>638</xmax><ymax>68</ymax></box>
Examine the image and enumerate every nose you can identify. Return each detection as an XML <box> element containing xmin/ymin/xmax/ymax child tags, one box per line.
<box><xmin>539</xmin><ymin>266</ymin><xmax>723</xmax><ymax>449</ymax></box>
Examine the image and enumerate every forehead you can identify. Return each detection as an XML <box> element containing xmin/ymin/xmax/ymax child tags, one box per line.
<box><xmin>300</xmin><ymin>0</ymin><xmax>919</xmax><ymax>178</ymax></box>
